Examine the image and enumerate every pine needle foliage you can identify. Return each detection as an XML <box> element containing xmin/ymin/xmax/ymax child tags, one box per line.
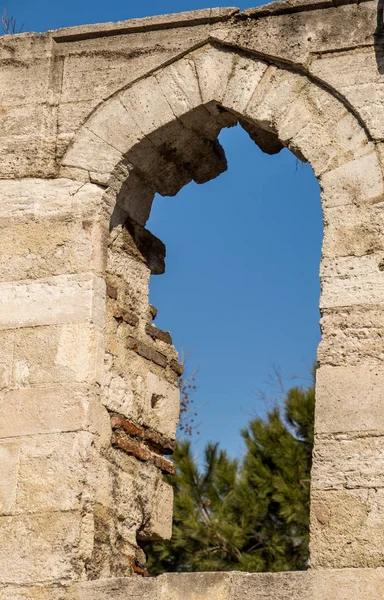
<box><xmin>147</xmin><ymin>381</ymin><xmax>315</xmax><ymax>574</ymax></box>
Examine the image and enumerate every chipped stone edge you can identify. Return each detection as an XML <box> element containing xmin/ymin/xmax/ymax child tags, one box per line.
<box><xmin>47</xmin><ymin>8</ymin><xmax>240</xmax><ymax>43</ymax></box>
<box><xmin>240</xmin><ymin>0</ymin><xmax>373</xmax><ymax>19</ymax></box>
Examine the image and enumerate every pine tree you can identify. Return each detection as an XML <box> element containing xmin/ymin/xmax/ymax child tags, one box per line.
<box><xmin>146</xmin><ymin>380</ymin><xmax>315</xmax><ymax>574</ymax></box>
<box><xmin>146</xmin><ymin>440</ymin><xmax>241</xmax><ymax>574</ymax></box>
<box><xmin>232</xmin><ymin>384</ymin><xmax>315</xmax><ymax>572</ymax></box>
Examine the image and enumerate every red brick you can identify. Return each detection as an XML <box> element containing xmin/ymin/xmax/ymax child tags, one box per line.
<box><xmin>110</xmin><ymin>415</ymin><xmax>144</xmax><ymax>438</ymax></box>
<box><xmin>106</xmin><ymin>284</ymin><xmax>118</xmax><ymax>300</ymax></box>
<box><xmin>145</xmin><ymin>324</ymin><xmax>172</xmax><ymax>345</ymax></box>
<box><xmin>170</xmin><ymin>359</ymin><xmax>183</xmax><ymax>377</ymax></box>
<box><xmin>153</xmin><ymin>455</ymin><xmax>176</xmax><ymax>475</ymax></box>
<box><xmin>111</xmin><ymin>433</ymin><xmax>151</xmax><ymax>462</ymax></box>
<box><xmin>113</xmin><ymin>307</ymin><xmax>139</xmax><ymax>327</ymax></box>
<box><xmin>126</xmin><ymin>337</ymin><xmax>167</xmax><ymax>368</ymax></box>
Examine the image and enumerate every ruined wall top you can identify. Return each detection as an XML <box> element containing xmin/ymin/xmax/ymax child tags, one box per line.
<box><xmin>2</xmin><ymin>1</ymin><xmax>384</xmax><ymax>598</ymax></box>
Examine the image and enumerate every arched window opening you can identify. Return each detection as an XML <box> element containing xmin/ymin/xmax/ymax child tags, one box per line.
<box><xmin>60</xmin><ymin>44</ymin><xmax>380</xmax><ymax>579</ymax></box>
<box><xmin>147</xmin><ymin>123</ymin><xmax>322</xmax><ymax>455</ymax></box>
<box><xmin>143</xmin><ymin>122</ymin><xmax>322</xmax><ymax>573</ymax></box>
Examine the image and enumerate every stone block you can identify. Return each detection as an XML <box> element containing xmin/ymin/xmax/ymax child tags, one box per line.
<box><xmin>320</xmin><ymin>152</ymin><xmax>383</xmax><ymax>208</ymax></box>
<box><xmin>111</xmin><ymin>176</ymin><xmax>154</xmax><ymax>229</ymax></box>
<box><xmin>120</xmin><ymin>78</ymin><xmax>175</xmax><ymax>137</ymax></box>
<box><xmin>86</xmin><ymin>96</ymin><xmax>142</xmax><ymax>155</ymax></box>
<box><xmin>8</xmin><ymin>323</ymin><xmax>104</xmax><ymax>387</ymax></box>
<box><xmin>192</xmin><ymin>45</ymin><xmax>235</xmax><ymax>104</ymax></box>
<box><xmin>0</xmin><ymin>103</ymin><xmax>55</xmax><ymax>139</ymax></box>
<box><xmin>310</xmin><ymin>488</ymin><xmax>384</xmax><ymax>568</ymax></box>
<box><xmin>318</xmin><ymin>305</ymin><xmax>384</xmax><ymax>367</ymax></box>
<box><xmin>312</xmin><ymin>432</ymin><xmax>384</xmax><ymax>490</ymax></box>
<box><xmin>0</xmin><ymin>330</ymin><xmax>14</xmax><ymax>390</ymax></box>
<box><xmin>145</xmin><ymin>371</ymin><xmax>179</xmax><ymax>439</ymax></box>
<box><xmin>57</xmin><ymin>99</ymin><xmax>97</xmax><ymax>139</ymax></box>
<box><xmin>0</xmin><ymin>179</ymin><xmax>104</xmax><ymax>228</ymax></box>
<box><xmin>104</xmin><ymin>350</ymin><xmax>179</xmax><ymax>437</ymax></box>
<box><xmin>125</xmin><ymin>135</ymin><xmax>191</xmax><ymax>197</ymax></box>
<box><xmin>245</xmin><ymin>66</ymin><xmax>308</xmax><ymax>134</ymax></box>
<box><xmin>322</xmin><ymin>202</ymin><xmax>384</xmax><ymax>258</ymax></box>
<box><xmin>102</xmin><ymin>369</ymin><xmax>136</xmax><ymax>423</ymax></box>
<box><xmin>0</xmin><ymin>136</ymin><xmax>57</xmax><ymax>179</ymax></box>
<box><xmin>155</xmin><ymin>57</ymin><xmax>202</xmax><ymax>118</ymax></box>
<box><xmin>222</xmin><ymin>56</ymin><xmax>268</xmax><ymax>114</ymax></box>
<box><xmin>68</xmin><ymin>578</ymin><xmax>158</xmax><ymax>600</ymax></box>
<box><xmin>0</xmin><ymin>511</ymin><xmax>87</xmax><ymax>584</ymax></box>
<box><xmin>15</xmin><ymin>432</ymin><xmax>95</xmax><ymax>514</ymax></box>
<box><xmin>0</xmin><ymin>219</ymin><xmax>105</xmax><ymax>281</ymax></box>
<box><xmin>0</xmin><ymin>41</ymin><xmax>52</xmax><ymax>108</ymax></box>
<box><xmin>315</xmin><ymin>365</ymin><xmax>384</xmax><ymax>434</ymax></box>
<box><xmin>311</xmin><ymin>567</ymin><xmax>384</xmax><ymax>600</ymax></box>
<box><xmin>107</xmin><ymin>249</ymin><xmax>150</xmax><ymax>316</ymax></box>
<box><xmin>0</xmin><ymin>440</ymin><xmax>20</xmax><ymax>515</ymax></box>
<box><xmin>0</xmin><ymin>386</ymin><xmax>108</xmax><ymax>439</ymax></box>
<box><xmin>65</xmin><ymin>568</ymin><xmax>384</xmax><ymax>600</ymax></box>
<box><xmin>320</xmin><ymin>255</ymin><xmax>384</xmax><ymax>309</ymax></box>
<box><xmin>62</xmin><ymin>126</ymin><xmax>122</xmax><ymax>176</ymax></box>
<box><xmin>95</xmin><ymin>453</ymin><xmax>169</xmax><ymax>548</ymax></box>
<box><xmin>0</xmin><ymin>585</ymin><xmax>68</xmax><ymax>600</ymax></box>
<box><xmin>0</xmin><ymin>273</ymin><xmax>105</xmax><ymax>330</ymax></box>
<box><xmin>309</xmin><ymin>49</ymin><xmax>384</xmax><ymax>140</ymax></box>
<box><xmin>145</xmin><ymin>479</ymin><xmax>173</xmax><ymax>541</ymax></box>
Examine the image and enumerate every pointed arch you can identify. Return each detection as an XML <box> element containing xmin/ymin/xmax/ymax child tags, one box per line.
<box><xmin>60</xmin><ymin>42</ymin><xmax>383</xmax><ymax>228</ymax></box>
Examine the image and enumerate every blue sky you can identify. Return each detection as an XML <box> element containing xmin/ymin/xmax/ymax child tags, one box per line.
<box><xmin>10</xmin><ymin>1</ymin><xmax>260</xmax><ymax>32</ymax></box>
<box><xmin>9</xmin><ymin>1</ymin><xmax>323</xmax><ymax>458</ymax></box>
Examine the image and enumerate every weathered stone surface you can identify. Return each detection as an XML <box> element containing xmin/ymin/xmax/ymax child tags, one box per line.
<box><xmin>312</xmin><ymin>432</ymin><xmax>384</xmax><ymax>490</ymax></box>
<box><xmin>310</xmin><ymin>488</ymin><xmax>384</xmax><ymax>568</ymax></box>
<box><xmin>322</xmin><ymin>203</ymin><xmax>384</xmax><ymax>258</ymax></box>
<box><xmin>15</xmin><ymin>432</ymin><xmax>96</xmax><ymax>514</ymax></box>
<box><xmin>0</xmin><ymin>440</ymin><xmax>20</xmax><ymax>515</ymax></box>
<box><xmin>318</xmin><ymin>305</ymin><xmax>384</xmax><ymax>366</ymax></box>
<box><xmin>310</xmin><ymin>48</ymin><xmax>384</xmax><ymax>140</ymax></box>
<box><xmin>0</xmin><ymin>324</ymin><xmax>103</xmax><ymax>387</ymax></box>
<box><xmin>0</xmin><ymin>179</ymin><xmax>105</xmax><ymax>226</ymax></box>
<box><xmin>3</xmin><ymin>1</ymin><xmax>384</xmax><ymax>593</ymax></box>
<box><xmin>0</xmin><ymin>585</ymin><xmax>69</xmax><ymax>600</ymax></box>
<box><xmin>68</xmin><ymin>577</ymin><xmax>158</xmax><ymax>600</ymax></box>
<box><xmin>0</xmin><ymin>511</ymin><xmax>88</xmax><ymax>584</ymax></box>
<box><xmin>320</xmin><ymin>152</ymin><xmax>383</xmax><ymax>208</ymax></box>
<box><xmin>0</xmin><ymin>219</ymin><xmax>105</xmax><ymax>281</ymax></box>
<box><xmin>320</xmin><ymin>256</ymin><xmax>384</xmax><ymax>308</ymax></box>
<box><xmin>222</xmin><ymin>56</ymin><xmax>268</xmax><ymax>114</ymax></box>
<box><xmin>0</xmin><ymin>274</ymin><xmax>105</xmax><ymax>330</ymax></box>
<box><xmin>0</xmin><ymin>386</ymin><xmax>109</xmax><ymax>439</ymax></box>
<box><xmin>315</xmin><ymin>365</ymin><xmax>384</xmax><ymax>434</ymax></box>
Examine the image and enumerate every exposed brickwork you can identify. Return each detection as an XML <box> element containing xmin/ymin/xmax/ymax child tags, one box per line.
<box><xmin>149</xmin><ymin>304</ymin><xmax>158</xmax><ymax>322</ymax></box>
<box><xmin>112</xmin><ymin>431</ymin><xmax>151</xmax><ymax>462</ymax></box>
<box><xmin>153</xmin><ymin>455</ymin><xmax>176</xmax><ymax>475</ymax></box>
<box><xmin>106</xmin><ymin>284</ymin><xmax>118</xmax><ymax>300</ymax></box>
<box><xmin>126</xmin><ymin>336</ymin><xmax>167</xmax><ymax>368</ymax></box>
<box><xmin>145</xmin><ymin>324</ymin><xmax>172</xmax><ymax>345</ymax></box>
<box><xmin>145</xmin><ymin>429</ymin><xmax>176</xmax><ymax>455</ymax></box>
<box><xmin>111</xmin><ymin>429</ymin><xmax>176</xmax><ymax>474</ymax></box>
<box><xmin>4</xmin><ymin>2</ymin><xmax>384</xmax><ymax>594</ymax></box>
<box><xmin>170</xmin><ymin>359</ymin><xmax>184</xmax><ymax>377</ymax></box>
<box><xmin>113</xmin><ymin>307</ymin><xmax>139</xmax><ymax>327</ymax></box>
<box><xmin>128</xmin><ymin>556</ymin><xmax>149</xmax><ymax>577</ymax></box>
<box><xmin>110</xmin><ymin>415</ymin><xmax>144</xmax><ymax>438</ymax></box>
<box><xmin>111</xmin><ymin>414</ymin><xmax>176</xmax><ymax>455</ymax></box>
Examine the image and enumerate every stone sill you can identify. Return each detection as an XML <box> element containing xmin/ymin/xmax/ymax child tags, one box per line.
<box><xmin>67</xmin><ymin>568</ymin><xmax>384</xmax><ymax>599</ymax></box>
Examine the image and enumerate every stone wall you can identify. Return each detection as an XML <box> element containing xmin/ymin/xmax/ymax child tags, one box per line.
<box><xmin>1</xmin><ymin>0</ymin><xmax>384</xmax><ymax>598</ymax></box>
